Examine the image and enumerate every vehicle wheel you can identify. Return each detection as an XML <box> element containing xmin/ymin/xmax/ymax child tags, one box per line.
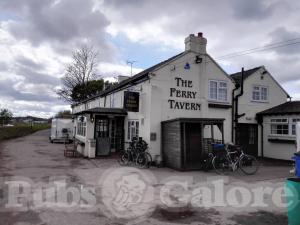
<box><xmin>212</xmin><ymin>155</ymin><xmax>231</xmax><ymax>175</ymax></box>
<box><xmin>239</xmin><ymin>155</ymin><xmax>259</xmax><ymax>175</ymax></box>
<box><xmin>136</xmin><ymin>153</ymin><xmax>148</xmax><ymax>169</ymax></box>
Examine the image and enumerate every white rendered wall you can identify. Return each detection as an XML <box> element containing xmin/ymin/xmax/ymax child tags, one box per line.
<box><xmin>236</xmin><ymin>67</ymin><xmax>288</xmax><ymax>124</ymax></box>
<box><xmin>262</xmin><ymin>115</ymin><xmax>298</xmax><ymax>160</ymax></box>
<box><xmin>148</xmin><ymin>52</ymin><xmax>234</xmax><ymax>158</ymax></box>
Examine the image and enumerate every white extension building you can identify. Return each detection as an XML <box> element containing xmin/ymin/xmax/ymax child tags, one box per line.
<box><xmin>72</xmin><ymin>33</ymin><xmax>295</xmax><ymax>169</ymax></box>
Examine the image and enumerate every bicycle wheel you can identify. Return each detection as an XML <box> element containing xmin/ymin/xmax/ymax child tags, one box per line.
<box><xmin>212</xmin><ymin>155</ymin><xmax>231</xmax><ymax>175</ymax></box>
<box><xmin>119</xmin><ymin>151</ymin><xmax>130</xmax><ymax>166</ymax></box>
<box><xmin>145</xmin><ymin>152</ymin><xmax>152</xmax><ymax>168</ymax></box>
<box><xmin>239</xmin><ymin>154</ymin><xmax>259</xmax><ymax>175</ymax></box>
<box><xmin>136</xmin><ymin>152</ymin><xmax>149</xmax><ymax>169</ymax></box>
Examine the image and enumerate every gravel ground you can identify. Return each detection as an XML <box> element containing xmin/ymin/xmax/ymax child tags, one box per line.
<box><xmin>0</xmin><ymin>129</ymin><xmax>291</xmax><ymax>225</ymax></box>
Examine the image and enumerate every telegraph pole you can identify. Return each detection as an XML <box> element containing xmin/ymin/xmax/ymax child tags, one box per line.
<box><xmin>126</xmin><ymin>60</ymin><xmax>137</xmax><ymax>76</ymax></box>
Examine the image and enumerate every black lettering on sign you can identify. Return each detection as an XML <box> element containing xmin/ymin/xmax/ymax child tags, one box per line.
<box><xmin>168</xmin><ymin>99</ymin><xmax>201</xmax><ymax>111</ymax></box>
<box><xmin>168</xmin><ymin>77</ymin><xmax>200</xmax><ymax>111</ymax></box>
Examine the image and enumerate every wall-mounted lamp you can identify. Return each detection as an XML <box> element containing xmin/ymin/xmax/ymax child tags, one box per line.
<box><xmin>80</xmin><ymin>115</ymin><xmax>84</xmax><ymax>122</ymax></box>
<box><xmin>261</xmin><ymin>71</ymin><xmax>267</xmax><ymax>80</ymax></box>
<box><xmin>195</xmin><ymin>55</ymin><xmax>202</xmax><ymax>64</ymax></box>
<box><xmin>90</xmin><ymin>114</ymin><xmax>94</xmax><ymax>123</ymax></box>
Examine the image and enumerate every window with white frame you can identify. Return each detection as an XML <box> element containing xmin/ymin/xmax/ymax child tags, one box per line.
<box><xmin>292</xmin><ymin>118</ymin><xmax>300</xmax><ymax>135</ymax></box>
<box><xmin>252</xmin><ymin>85</ymin><xmax>268</xmax><ymax>102</ymax></box>
<box><xmin>127</xmin><ymin>120</ymin><xmax>139</xmax><ymax>141</ymax></box>
<box><xmin>270</xmin><ymin>118</ymin><xmax>289</xmax><ymax>135</ymax></box>
<box><xmin>77</xmin><ymin>121</ymin><xmax>86</xmax><ymax>136</ymax></box>
<box><xmin>209</xmin><ymin>80</ymin><xmax>228</xmax><ymax>102</ymax></box>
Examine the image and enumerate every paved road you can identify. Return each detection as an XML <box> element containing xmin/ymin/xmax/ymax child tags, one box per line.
<box><xmin>0</xmin><ymin>130</ymin><xmax>290</xmax><ymax>225</ymax></box>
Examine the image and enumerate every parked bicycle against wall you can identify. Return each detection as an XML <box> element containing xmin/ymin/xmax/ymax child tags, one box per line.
<box><xmin>119</xmin><ymin>137</ymin><xmax>152</xmax><ymax>168</ymax></box>
<box><xmin>211</xmin><ymin>143</ymin><xmax>260</xmax><ymax>175</ymax></box>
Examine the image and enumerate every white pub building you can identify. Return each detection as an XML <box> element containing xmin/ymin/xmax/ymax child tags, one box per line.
<box><xmin>72</xmin><ymin>33</ymin><xmax>296</xmax><ymax>170</ymax></box>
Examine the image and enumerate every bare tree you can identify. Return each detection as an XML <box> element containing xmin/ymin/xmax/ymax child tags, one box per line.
<box><xmin>57</xmin><ymin>45</ymin><xmax>99</xmax><ymax>103</ymax></box>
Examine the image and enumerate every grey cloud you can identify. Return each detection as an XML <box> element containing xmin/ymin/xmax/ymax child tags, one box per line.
<box><xmin>268</xmin><ymin>27</ymin><xmax>300</xmax><ymax>55</ymax></box>
<box><xmin>13</xmin><ymin>57</ymin><xmax>60</xmax><ymax>86</ymax></box>
<box><xmin>15</xmin><ymin>55</ymin><xmax>45</xmax><ymax>71</ymax></box>
<box><xmin>0</xmin><ymin>78</ymin><xmax>57</xmax><ymax>102</ymax></box>
<box><xmin>0</xmin><ymin>62</ymin><xmax>8</xmax><ymax>71</ymax></box>
<box><xmin>232</xmin><ymin>0</ymin><xmax>275</xmax><ymax>20</ymax></box>
<box><xmin>1</xmin><ymin>0</ymin><xmax>116</xmax><ymax>61</ymax></box>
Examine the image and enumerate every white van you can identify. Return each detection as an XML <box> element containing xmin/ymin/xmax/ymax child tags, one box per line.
<box><xmin>50</xmin><ymin>118</ymin><xmax>73</xmax><ymax>143</ymax></box>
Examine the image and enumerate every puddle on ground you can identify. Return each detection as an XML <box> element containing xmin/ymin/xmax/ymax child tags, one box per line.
<box><xmin>230</xmin><ymin>210</ymin><xmax>288</xmax><ymax>225</ymax></box>
<box><xmin>0</xmin><ymin>210</ymin><xmax>42</xmax><ymax>224</ymax></box>
<box><xmin>152</xmin><ymin>206</ymin><xmax>220</xmax><ymax>224</ymax></box>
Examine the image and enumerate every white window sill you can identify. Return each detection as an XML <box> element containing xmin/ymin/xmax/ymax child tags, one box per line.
<box><xmin>268</xmin><ymin>134</ymin><xmax>295</xmax><ymax>139</ymax></box>
<box><xmin>251</xmin><ymin>100</ymin><xmax>269</xmax><ymax>103</ymax></box>
<box><xmin>208</xmin><ymin>100</ymin><xmax>230</xmax><ymax>104</ymax></box>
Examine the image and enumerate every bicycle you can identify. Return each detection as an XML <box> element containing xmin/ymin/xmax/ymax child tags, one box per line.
<box><xmin>212</xmin><ymin>144</ymin><xmax>259</xmax><ymax>175</ymax></box>
<box><xmin>119</xmin><ymin>137</ymin><xmax>152</xmax><ymax>168</ymax></box>
<box><xmin>135</xmin><ymin>138</ymin><xmax>152</xmax><ymax>168</ymax></box>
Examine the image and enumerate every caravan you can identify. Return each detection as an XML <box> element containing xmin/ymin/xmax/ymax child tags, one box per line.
<box><xmin>50</xmin><ymin>118</ymin><xmax>74</xmax><ymax>143</ymax></box>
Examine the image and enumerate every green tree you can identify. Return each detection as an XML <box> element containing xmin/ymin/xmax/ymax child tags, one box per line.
<box><xmin>0</xmin><ymin>108</ymin><xmax>13</xmax><ymax>126</ymax></box>
<box><xmin>71</xmin><ymin>79</ymin><xmax>104</xmax><ymax>102</ymax></box>
<box><xmin>55</xmin><ymin>110</ymin><xmax>72</xmax><ymax>118</ymax></box>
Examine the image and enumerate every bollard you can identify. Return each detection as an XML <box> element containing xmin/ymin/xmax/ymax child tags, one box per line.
<box><xmin>285</xmin><ymin>178</ymin><xmax>300</xmax><ymax>225</ymax></box>
<box><xmin>294</xmin><ymin>153</ymin><xmax>300</xmax><ymax>178</ymax></box>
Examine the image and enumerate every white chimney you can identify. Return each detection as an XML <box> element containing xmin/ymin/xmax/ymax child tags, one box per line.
<box><xmin>117</xmin><ymin>75</ymin><xmax>129</xmax><ymax>83</ymax></box>
<box><xmin>185</xmin><ymin>32</ymin><xmax>207</xmax><ymax>54</ymax></box>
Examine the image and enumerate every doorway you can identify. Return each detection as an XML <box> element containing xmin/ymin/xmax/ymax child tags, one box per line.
<box><xmin>94</xmin><ymin>116</ymin><xmax>125</xmax><ymax>156</ymax></box>
<box><xmin>236</xmin><ymin>123</ymin><xmax>258</xmax><ymax>157</ymax></box>
<box><xmin>95</xmin><ymin>117</ymin><xmax>110</xmax><ymax>156</ymax></box>
<box><xmin>184</xmin><ymin>123</ymin><xmax>202</xmax><ymax>170</ymax></box>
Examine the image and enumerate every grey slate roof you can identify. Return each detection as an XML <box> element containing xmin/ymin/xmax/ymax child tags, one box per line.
<box><xmin>73</xmin><ymin>52</ymin><xmax>185</xmax><ymax>106</ymax></box>
<box><xmin>230</xmin><ymin>66</ymin><xmax>290</xmax><ymax>98</ymax></box>
<box><xmin>74</xmin><ymin>107</ymin><xmax>128</xmax><ymax>115</ymax></box>
<box><xmin>230</xmin><ymin>66</ymin><xmax>262</xmax><ymax>84</ymax></box>
<box><xmin>257</xmin><ymin>101</ymin><xmax>300</xmax><ymax>116</ymax></box>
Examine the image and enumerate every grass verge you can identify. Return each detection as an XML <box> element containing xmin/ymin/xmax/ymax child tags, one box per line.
<box><xmin>0</xmin><ymin>124</ymin><xmax>50</xmax><ymax>141</ymax></box>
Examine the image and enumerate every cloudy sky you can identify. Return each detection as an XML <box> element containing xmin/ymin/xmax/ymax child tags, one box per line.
<box><xmin>0</xmin><ymin>0</ymin><xmax>300</xmax><ymax>118</ymax></box>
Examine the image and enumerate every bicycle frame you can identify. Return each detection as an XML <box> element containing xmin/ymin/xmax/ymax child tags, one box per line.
<box><xmin>224</xmin><ymin>149</ymin><xmax>246</xmax><ymax>172</ymax></box>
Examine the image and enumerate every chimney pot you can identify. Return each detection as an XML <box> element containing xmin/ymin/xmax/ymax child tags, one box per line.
<box><xmin>185</xmin><ymin>32</ymin><xmax>207</xmax><ymax>54</ymax></box>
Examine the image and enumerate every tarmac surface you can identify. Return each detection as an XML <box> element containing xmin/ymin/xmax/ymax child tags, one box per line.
<box><xmin>0</xmin><ymin>129</ymin><xmax>292</xmax><ymax>225</ymax></box>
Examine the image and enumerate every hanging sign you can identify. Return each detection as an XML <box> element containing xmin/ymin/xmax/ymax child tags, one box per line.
<box><xmin>124</xmin><ymin>91</ymin><xmax>139</xmax><ymax>112</ymax></box>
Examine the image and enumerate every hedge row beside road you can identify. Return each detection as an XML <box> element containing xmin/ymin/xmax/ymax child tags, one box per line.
<box><xmin>0</xmin><ymin>124</ymin><xmax>50</xmax><ymax>141</ymax></box>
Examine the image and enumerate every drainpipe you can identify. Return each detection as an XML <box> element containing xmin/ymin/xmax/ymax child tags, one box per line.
<box><xmin>257</xmin><ymin>115</ymin><xmax>264</xmax><ymax>159</ymax></box>
<box><xmin>231</xmin><ymin>84</ymin><xmax>239</xmax><ymax>142</ymax></box>
<box><xmin>233</xmin><ymin>67</ymin><xmax>245</xmax><ymax>143</ymax></box>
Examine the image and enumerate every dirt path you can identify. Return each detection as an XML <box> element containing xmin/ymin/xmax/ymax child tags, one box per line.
<box><xmin>0</xmin><ymin>130</ymin><xmax>289</xmax><ymax>225</ymax></box>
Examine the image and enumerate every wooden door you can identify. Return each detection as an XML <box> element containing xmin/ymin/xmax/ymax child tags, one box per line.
<box><xmin>236</xmin><ymin>123</ymin><xmax>258</xmax><ymax>157</ymax></box>
<box><xmin>95</xmin><ymin>117</ymin><xmax>110</xmax><ymax>156</ymax></box>
<box><xmin>184</xmin><ymin>123</ymin><xmax>202</xmax><ymax>169</ymax></box>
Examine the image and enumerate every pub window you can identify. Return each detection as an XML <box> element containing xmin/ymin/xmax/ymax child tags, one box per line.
<box><xmin>77</xmin><ymin>121</ymin><xmax>86</xmax><ymax>136</ymax></box>
<box><xmin>270</xmin><ymin>118</ymin><xmax>288</xmax><ymax>135</ymax></box>
<box><xmin>127</xmin><ymin>120</ymin><xmax>139</xmax><ymax>141</ymax></box>
<box><xmin>209</xmin><ymin>80</ymin><xmax>228</xmax><ymax>102</ymax></box>
<box><xmin>252</xmin><ymin>85</ymin><xmax>268</xmax><ymax>102</ymax></box>
<box><xmin>292</xmin><ymin>118</ymin><xmax>300</xmax><ymax>135</ymax></box>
